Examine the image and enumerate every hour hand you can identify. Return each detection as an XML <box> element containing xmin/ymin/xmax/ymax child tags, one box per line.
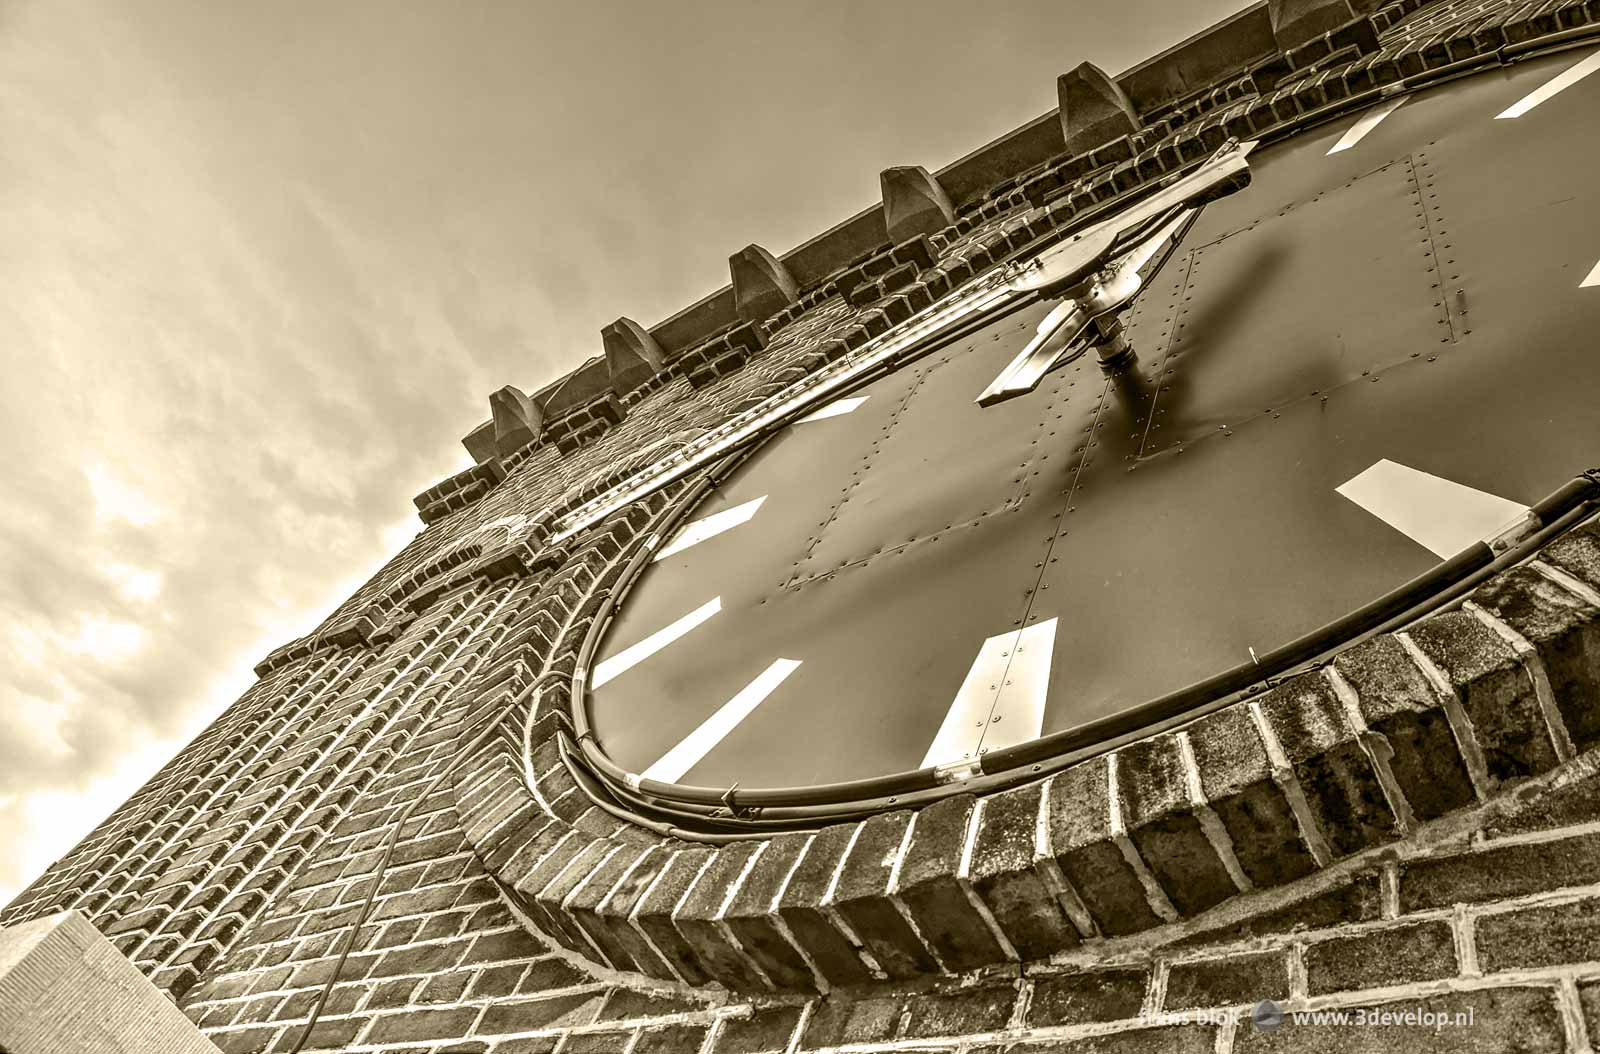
<box><xmin>975</xmin><ymin>301</ymin><xmax>1089</xmax><ymax>407</ymax></box>
<box><xmin>978</xmin><ymin>140</ymin><xmax>1256</xmax><ymax>406</ymax></box>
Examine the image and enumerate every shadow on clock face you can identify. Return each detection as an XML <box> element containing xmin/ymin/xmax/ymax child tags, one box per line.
<box><xmin>588</xmin><ymin>49</ymin><xmax>1600</xmax><ymax>789</ymax></box>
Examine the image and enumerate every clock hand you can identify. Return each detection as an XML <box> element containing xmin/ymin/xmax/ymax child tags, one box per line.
<box><xmin>1002</xmin><ymin>138</ymin><xmax>1255</xmax><ymax>298</ymax></box>
<box><xmin>977</xmin><ymin>207</ymin><xmax>1197</xmax><ymax>405</ymax></box>
<box><xmin>977</xmin><ymin>139</ymin><xmax>1255</xmax><ymax>407</ymax></box>
<box><xmin>554</xmin><ymin>143</ymin><xmax>1255</xmax><ymax>544</ymax></box>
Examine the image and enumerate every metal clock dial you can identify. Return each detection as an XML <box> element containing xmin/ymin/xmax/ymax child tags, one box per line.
<box><xmin>589</xmin><ymin>49</ymin><xmax>1600</xmax><ymax>791</ymax></box>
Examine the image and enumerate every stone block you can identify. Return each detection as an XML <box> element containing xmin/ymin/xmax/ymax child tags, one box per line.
<box><xmin>719</xmin><ymin>835</ymin><xmax>817</xmax><ymax>992</ymax></box>
<box><xmin>566</xmin><ymin>844</ymin><xmax>652</xmax><ymax>973</ymax></box>
<box><xmin>899</xmin><ymin>981</ymin><xmax>1019</xmax><ymax>1039</ymax></box>
<box><xmin>969</xmin><ymin>781</ymin><xmax>1080</xmax><ymax>957</ymax></box>
<box><xmin>1026</xmin><ymin>967</ymin><xmax>1149</xmax><ymax>1026</ymax></box>
<box><xmin>894</xmin><ymin>793</ymin><xmax>1007</xmax><ymax>971</ymax></box>
<box><xmin>473</xmin><ymin>991</ymin><xmax>608</xmax><ymax>1036</ymax></box>
<box><xmin>709</xmin><ymin>1006</ymin><xmax>802</xmax><ymax>1054</ymax></box>
<box><xmin>271</xmin><ymin>1016</ymin><xmax>360</xmax><ymax>1051</ymax></box>
<box><xmin>595</xmin><ymin>848</ymin><xmax>678</xmax><ymax>981</ymax></box>
<box><xmin>1472</xmin><ymin>565</ymin><xmax>1600</xmax><ymax>751</ymax></box>
<box><xmin>1186</xmin><ymin>704</ymin><xmax>1316</xmax><ymax>888</ymax></box>
<box><xmin>1543</xmin><ymin>523</ymin><xmax>1600</xmax><ymax>593</ymax></box>
<box><xmin>1477</xmin><ymin>894</ymin><xmax>1600</xmax><ymax>973</ymax></box>
<box><xmin>672</xmin><ymin>841</ymin><xmax>769</xmax><ymax>992</ymax></box>
<box><xmin>630</xmin><ymin>848</ymin><xmax>716</xmax><ymax>986</ymax></box>
<box><xmin>775</xmin><ymin>825</ymin><xmax>875</xmax><ymax>986</ymax></box>
<box><xmin>1404</xmin><ymin>612</ymin><xmax>1560</xmax><ymax>786</ymax></box>
<box><xmin>800</xmin><ymin>994</ymin><xmax>904</xmax><ymax>1049</ymax></box>
<box><xmin>1400</xmin><ymin>829</ymin><xmax>1600</xmax><ymax>911</ymax></box>
<box><xmin>490</xmin><ymin>385</ymin><xmax>542</xmax><ymax>457</ymax></box>
<box><xmin>602</xmin><ymin>316</ymin><xmax>666</xmax><ymax>399</ymax></box>
<box><xmin>524</xmin><ymin>839</ymin><xmax>612</xmax><ymax>955</ymax></box>
<box><xmin>634</xmin><ymin>1025</ymin><xmax>708</xmax><ymax>1054</ymax></box>
<box><xmin>880</xmin><ymin>165</ymin><xmax>955</xmax><ymax>244</ymax></box>
<box><xmin>730</xmin><ymin>244</ymin><xmax>799</xmax><ymax>324</ymax></box>
<box><xmin>1117</xmin><ymin>732</ymin><xmax>1238</xmax><ymax>916</ymax></box>
<box><xmin>1332</xmin><ymin>635</ymin><xmax>1477</xmax><ymax>820</ymax></box>
<box><xmin>1163</xmin><ymin>949</ymin><xmax>1289</xmax><ymax>1010</ymax></box>
<box><xmin>1058</xmin><ymin>62</ymin><xmax>1142</xmax><ymax>156</ymax></box>
<box><xmin>563</xmin><ymin>1031</ymin><xmax>636</xmax><ymax>1054</ymax></box>
<box><xmin>893</xmin><ymin>235</ymin><xmax>936</xmax><ymax>273</ymax></box>
<box><xmin>829</xmin><ymin>811</ymin><xmax>937</xmax><ymax>979</ymax></box>
<box><xmin>1303</xmin><ymin>919</ymin><xmax>1456</xmax><ymax>993</ymax></box>
<box><xmin>1047</xmin><ymin>758</ymin><xmax>1162</xmax><ymax>936</ymax></box>
<box><xmin>1583</xmin><ymin>981</ymin><xmax>1600</xmax><ymax>1050</ymax></box>
<box><xmin>0</xmin><ymin>911</ymin><xmax>223</xmax><ymax>1054</ymax></box>
<box><xmin>209</xmin><ymin>1027</ymin><xmax>277</xmax><ymax>1054</ymax></box>
<box><xmin>1256</xmin><ymin>674</ymin><xmax>1398</xmax><ymax>858</ymax></box>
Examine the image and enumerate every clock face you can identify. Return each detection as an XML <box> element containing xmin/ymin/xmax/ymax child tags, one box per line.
<box><xmin>589</xmin><ymin>49</ymin><xmax>1600</xmax><ymax>790</ymax></box>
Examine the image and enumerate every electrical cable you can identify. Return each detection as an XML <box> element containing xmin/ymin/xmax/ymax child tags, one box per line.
<box><xmin>547</xmin><ymin>114</ymin><xmax>1600</xmax><ymax>825</ymax></box>
<box><xmin>561</xmin><ymin>468</ymin><xmax>1598</xmax><ymax>830</ymax></box>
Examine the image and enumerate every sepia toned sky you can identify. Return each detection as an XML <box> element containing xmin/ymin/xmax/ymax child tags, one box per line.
<box><xmin>0</xmin><ymin>0</ymin><xmax>1245</xmax><ymax>904</ymax></box>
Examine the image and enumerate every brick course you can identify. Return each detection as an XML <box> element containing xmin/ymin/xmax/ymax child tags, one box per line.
<box><xmin>6</xmin><ymin>5</ymin><xmax>1600</xmax><ymax>1053</ymax></box>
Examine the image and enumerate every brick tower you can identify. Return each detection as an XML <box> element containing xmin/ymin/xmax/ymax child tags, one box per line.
<box><xmin>7</xmin><ymin>2</ymin><xmax>1600</xmax><ymax>1052</ymax></box>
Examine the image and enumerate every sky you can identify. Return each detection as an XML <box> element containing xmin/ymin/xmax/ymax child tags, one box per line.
<box><xmin>0</xmin><ymin>0</ymin><xmax>1245</xmax><ymax>905</ymax></box>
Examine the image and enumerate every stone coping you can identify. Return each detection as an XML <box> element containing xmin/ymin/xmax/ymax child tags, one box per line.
<box><xmin>407</xmin><ymin>0</ymin><xmax>1595</xmax><ymax>543</ymax></box>
<box><xmin>423</xmin><ymin>5</ymin><xmax>1600</xmax><ymax>994</ymax></box>
<box><xmin>277</xmin><ymin>2</ymin><xmax>1599</xmax><ymax>662</ymax></box>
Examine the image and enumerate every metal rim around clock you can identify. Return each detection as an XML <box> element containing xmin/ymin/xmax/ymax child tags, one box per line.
<box><xmin>556</xmin><ymin>44</ymin><xmax>1600</xmax><ymax>836</ymax></box>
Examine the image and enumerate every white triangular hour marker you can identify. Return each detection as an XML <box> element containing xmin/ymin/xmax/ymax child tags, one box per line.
<box><xmin>796</xmin><ymin>396</ymin><xmax>868</xmax><ymax>423</ymax></box>
<box><xmin>592</xmin><ymin>597</ymin><xmax>721</xmax><ymax>689</ymax></box>
<box><xmin>1337</xmin><ymin>460</ymin><xmax>1528</xmax><ymax>559</ymax></box>
<box><xmin>1495</xmin><ymin>48</ymin><xmax>1600</xmax><ymax>119</ymax></box>
<box><xmin>655</xmin><ymin>496</ymin><xmax>767</xmax><ymax>561</ymax></box>
<box><xmin>921</xmin><ymin>618</ymin><xmax>1057</xmax><ymax>769</ymax></box>
<box><xmin>640</xmin><ymin>659</ymin><xmax>802</xmax><ymax>783</ymax></box>
<box><xmin>1582</xmin><ymin>258</ymin><xmax>1600</xmax><ymax>288</ymax></box>
<box><xmin>1327</xmin><ymin>95</ymin><xmax>1406</xmax><ymax>154</ymax></box>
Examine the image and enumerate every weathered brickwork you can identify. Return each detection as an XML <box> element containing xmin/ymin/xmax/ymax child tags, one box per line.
<box><xmin>435</xmin><ymin>498</ymin><xmax>1598</xmax><ymax>999</ymax></box>
<box><xmin>6</xmin><ymin>3</ymin><xmax>1600</xmax><ymax>1053</ymax></box>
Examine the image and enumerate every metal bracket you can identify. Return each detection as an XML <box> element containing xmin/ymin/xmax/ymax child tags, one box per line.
<box><xmin>932</xmin><ymin>757</ymin><xmax>983</xmax><ymax>784</ymax></box>
<box><xmin>717</xmin><ymin>782</ymin><xmax>759</xmax><ymax>819</ymax></box>
<box><xmin>1485</xmin><ymin>510</ymin><xmax>1541</xmax><ymax>554</ymax></box>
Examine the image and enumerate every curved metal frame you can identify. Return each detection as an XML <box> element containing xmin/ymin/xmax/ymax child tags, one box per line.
<box><xmin>550</xmin><ymin>29</ymin><xmax>1600</xmax><ymax>837</ymax></box>
<box><xmin>560</xmin><ymin>438</ymin><xmax>1597</xmax><ymax>838</ymax></box>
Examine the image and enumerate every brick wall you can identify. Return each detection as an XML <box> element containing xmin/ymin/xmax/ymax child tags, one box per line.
<box><xmin>6</xmin><ymin>2</ymin><xmax>1600</xmax><ymax>1053</ymax></box>
<box><xmin>165</xmin><ymin>741</ymin><xmax>1600</xmax><ymax>1053</ymax></box>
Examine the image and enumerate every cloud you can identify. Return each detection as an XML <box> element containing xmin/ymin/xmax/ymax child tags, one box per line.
<box><xmin>0</xmin><ymin>0</ymin><xmax>1247</xmax><ymax>905</ymax></box>
<box><xmin>0</xmin><ymin>1</ymin><xmax>489</xmax><ymax>901</ymax></box>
